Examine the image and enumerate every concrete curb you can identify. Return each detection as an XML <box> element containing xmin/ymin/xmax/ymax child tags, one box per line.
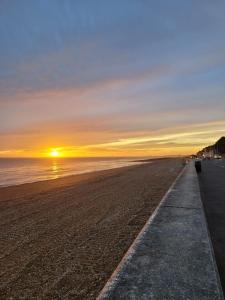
<box><xmin>97</xmin><ymin>163</ymin><xmax>224</xmax><ymax>300</ymax></box>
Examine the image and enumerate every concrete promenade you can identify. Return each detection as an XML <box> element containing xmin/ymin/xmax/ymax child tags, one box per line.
<box><xmin>98</xmin><ymin>163</ymin><xmax>224</xmax><ymax>300</ymax></box>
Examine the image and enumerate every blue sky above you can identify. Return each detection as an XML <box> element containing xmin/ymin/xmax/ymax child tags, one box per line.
<box><xmin>0</xmin><ymin>0</ymin><xmax>225</xmax><ymax>156</ymax></box>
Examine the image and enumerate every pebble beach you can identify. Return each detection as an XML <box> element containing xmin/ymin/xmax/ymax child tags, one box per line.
<box><xmin>0</xmin><ymin>158</ymin><xmax>182</xmax><ymax>299</ymax></box>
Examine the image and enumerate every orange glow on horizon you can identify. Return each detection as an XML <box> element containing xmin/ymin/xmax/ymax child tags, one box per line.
<box><xmin>0</xmin><ymin>120</ymin><xmax>224</xmax><ymax>158</ymax></box>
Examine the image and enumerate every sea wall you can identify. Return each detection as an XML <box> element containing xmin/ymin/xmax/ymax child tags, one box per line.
<box><xmin>97</xmin><ymin>163</ymin><xmax>224</xmax><ymax>300</ymax></box>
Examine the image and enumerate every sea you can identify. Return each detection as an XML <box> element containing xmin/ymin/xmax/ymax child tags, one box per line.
<box><xmin>0</xmin><ymin>157</ymin><xmax>146</xmax><ymax>187</ymax></box>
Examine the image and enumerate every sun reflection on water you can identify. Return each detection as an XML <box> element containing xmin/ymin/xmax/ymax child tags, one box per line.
<box><xmin>51</xmin><ymin>160</ymin><xmax>59</xmax><ymax>179</ymax></box>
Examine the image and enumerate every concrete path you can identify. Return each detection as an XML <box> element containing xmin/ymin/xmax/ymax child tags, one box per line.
<box><xmin>198</xmin><ymin>159</ymin><xmax>225</xmax><ymax>294</ymax></box>
<box><xmin>98</xmin><ymin>163</ymin><xmax>224</xmax><ymax>300</ymax></box>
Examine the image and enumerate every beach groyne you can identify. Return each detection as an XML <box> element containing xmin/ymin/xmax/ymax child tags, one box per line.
<box><xmin>97</xmin><ymin>163</ymin><xmax>224</xmax><ymax>300</ymax></box>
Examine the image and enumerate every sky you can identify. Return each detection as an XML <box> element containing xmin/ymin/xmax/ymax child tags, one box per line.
<box><xmin>0</xmin><ymin>0</ymin><xmax>225</xmax><ymax>157</ymax></box>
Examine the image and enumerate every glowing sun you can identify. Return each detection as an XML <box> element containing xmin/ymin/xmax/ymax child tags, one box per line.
<box><xmin>50</xmin><ymin>149</ymin><xmax>60</xmax><ymax>157</ymax></box>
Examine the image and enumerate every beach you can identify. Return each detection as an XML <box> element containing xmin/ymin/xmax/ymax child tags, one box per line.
<box><xmin>0</xmin><ymin>158</ymin><xmax>182</xmax><ymax>300</ymax></box>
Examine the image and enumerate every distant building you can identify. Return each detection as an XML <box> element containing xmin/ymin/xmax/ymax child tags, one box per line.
<box><xmin>214</xmin><ymin>137</ymin><xmax>225</xmax><ymax>155</ymax></box>
<box><xmin>197</xmin><ymin>136</ymin><xmax>225</xmax><ymax>158</ymax></box>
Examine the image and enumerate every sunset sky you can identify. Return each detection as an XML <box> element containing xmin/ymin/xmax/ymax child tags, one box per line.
<box><xmin>1</xmin><ymin>0</ymin><xmax>225</xmax><ymax>157</ymax></box>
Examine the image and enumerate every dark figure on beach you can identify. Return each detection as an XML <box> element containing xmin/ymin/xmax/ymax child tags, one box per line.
<box><xmin>195</xmin><ymin>160</ymin><xmax>202</xmax><ymax>173</ymax></box>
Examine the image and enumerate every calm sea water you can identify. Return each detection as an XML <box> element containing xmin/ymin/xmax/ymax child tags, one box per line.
<box><xmin>0</xmin><ymin>157</ymin><xmax>146</xmax><ymax>187</ymax></box>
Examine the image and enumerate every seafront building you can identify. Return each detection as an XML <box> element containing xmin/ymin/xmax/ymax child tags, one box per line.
<box><xmin>197</xmin><ymin>137</ymin><xmax>225</xmax><ymax>158</ymax></box>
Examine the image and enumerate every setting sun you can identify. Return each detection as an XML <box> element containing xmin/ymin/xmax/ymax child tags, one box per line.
<box><xmin>50</xmin><ymin>149</ymin><xmax>60</xmax><ymax>157</ymax></box>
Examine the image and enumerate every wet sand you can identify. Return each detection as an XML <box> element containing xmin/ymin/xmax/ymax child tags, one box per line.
<box><xmin>0</xmin><ymin>158</ymin><xmax>182</xmax><ymax>299</ymax></box>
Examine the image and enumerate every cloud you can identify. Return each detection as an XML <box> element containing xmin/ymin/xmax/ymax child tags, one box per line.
<box><xmin>0</xmin><ymin>0</ymin><xmax>225</xmax><ymax>156</ymax></box>
<box><xmin>1</xmin><ymin>0</ymin><xmax>225</xmax><ymax>96</ymax></box>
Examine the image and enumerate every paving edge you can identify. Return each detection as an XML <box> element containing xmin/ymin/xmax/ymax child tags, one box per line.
<box><xmin>97</xmin><ymin>163</ymin><xmax>224</xmax><ymax>300</ymax></box>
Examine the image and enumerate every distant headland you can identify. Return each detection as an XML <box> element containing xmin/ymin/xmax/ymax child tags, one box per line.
<box><xmin>197</xmin><ymin>137</ymin><xmax>225</xmax><ymax>158</ymax></box>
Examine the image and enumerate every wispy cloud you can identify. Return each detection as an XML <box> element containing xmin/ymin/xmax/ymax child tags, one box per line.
<box><xmin>0</xmin><ymin>1</ymin><xmax>225</xmax><ymax>156</ymax></box>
